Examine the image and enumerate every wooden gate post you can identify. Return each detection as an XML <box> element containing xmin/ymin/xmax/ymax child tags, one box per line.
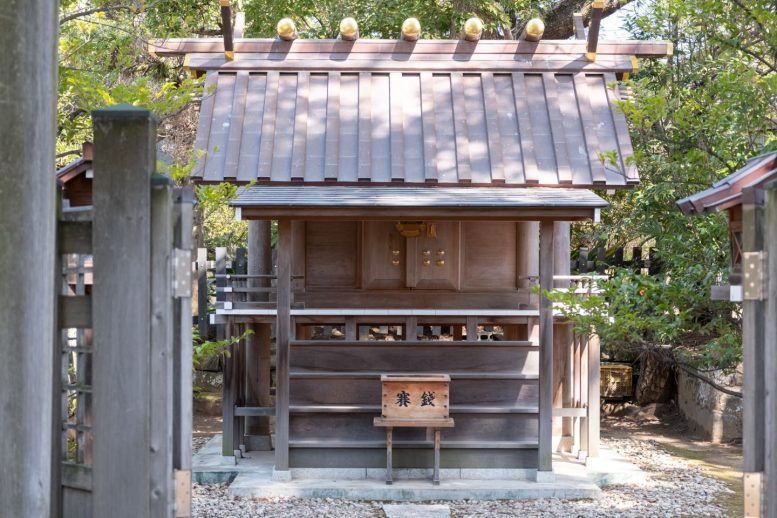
<box><xmin>0</xmin><ymin>0</ymin><xmax>58</xmax><ymax>515</ymax></box>
<box><xmin>92</xmin><ymin>105</ymin><xmax>157</xmax><ymax>518</ymax></box>
<box><xmin>274</xmin><ymin>219</ymin><xmax>292</xmax><ymax>477</ymax></box>
<box><xmin>741</xmin><ymin>189</ymin><xmax>766</xmax><ymax>518</ymax></box>
<box><xmin>538</xmin><ymin>220</ymin><xmax>555</xmax><ymax>477</ymax></box>
<box><xmin>764</xmin><ymin>185</ymin><xmax>777</xmax><ymax>518</ymax></box>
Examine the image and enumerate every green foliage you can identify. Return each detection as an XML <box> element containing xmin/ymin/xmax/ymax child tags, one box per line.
<box><xmin>192</xmin><ymin>327</ymin><xmax>254</xmax><ymax>368</ymax></box>
<box><xmin>197</xmin><ymin>182</ymin><xmax>250</xmax><ymax>252</ymax></box>
<box><xmin>567</xmin><ymin>0</ymin><xmax>776</xmax><ymax>371</ymax></box>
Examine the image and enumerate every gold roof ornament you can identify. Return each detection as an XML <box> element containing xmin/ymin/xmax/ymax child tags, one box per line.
<box><xmin>463</xmin><ymin>17</ymin><xmax>484</xmax><ymax>42</ymax></box>
<box><xmin>339</xmin><ymin>17</ymin><xmax>359</xmax><ymax>40</ymax></box>
<box><xmin>401</xmin><ymin>17</ymin><xmax>421</xmax><ymax>41</ymax></box>
<box><xmin>522</xmin><ymin>18</ymin><xmax>545</xmax><ymax>42</ymax></box>
<box><xmin>276</xmin><ymin>18</ymin><xmax>297</xmax><ymax>41</ymax></box>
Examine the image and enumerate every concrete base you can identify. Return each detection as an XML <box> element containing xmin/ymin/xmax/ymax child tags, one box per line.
<box><xmin>193</xmin><ymin>435</ymin><xmax>642</xmax><ymax>501</ymax></box>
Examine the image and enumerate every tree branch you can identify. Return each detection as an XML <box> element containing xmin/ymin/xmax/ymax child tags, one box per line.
<box><xmin>539</xmin><ymin>0</ymin><xmax>634</xmax><ymax>40</ymax></box>
<box><xmin>676</xmin><ymin>363</ymin><xmax>742</xmax><ymax>398</ymax></box>
<box><xmin>60</xmin><ymin>4</ymin><xmax>131</xmax><ymax>25</ymax></box>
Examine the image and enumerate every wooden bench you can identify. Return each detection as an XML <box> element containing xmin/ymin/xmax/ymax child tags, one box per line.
<box><xmin>373</xmin><ymin>374</ymin><xmax>454</xmax><ymax>485</ymax></box>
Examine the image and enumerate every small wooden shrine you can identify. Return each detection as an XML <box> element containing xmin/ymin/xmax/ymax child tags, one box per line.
<box><xmin>153</xmin><ymin>9</ymin><xmax>671</xmax><ymax>480</ymax></box>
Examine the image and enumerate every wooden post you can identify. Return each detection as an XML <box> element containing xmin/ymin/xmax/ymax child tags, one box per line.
<box><xmin>275</xmin><ymin>219</ymin><xmax>292</xmax><ymax>474</ymax></box>
<box><xmin>196</xmin><ymin>248</ymin><xmax>208</xmax><ymax>340</ymax></box>
<box><xmin>173</xmin><ymin>188</ymin><xmax>194</xmax><ymax>518</ymax></box>
<box><xmin>247</xmin><ymin>220</ymin><xmax>273</xmax><ymax>438</ymax></box>
<box><xmin>149</xmin><ymin>175</ymin><xmax>174</xmax><ymax>517</ymax></box>
<box><xmin>742</xmin><ymin>196</ymin><xmax>765</xmax><ymax>481</ymax></box>
<box><xmin>92</xmin><ymin>105</ymin><xmax>157</xmax><ymax>518</ymax></box>
<box><xmin>222</xmin><ymin>319</ymin><xmax>236</xmax><ymax>457</ymax></box>
<box><xmin>764</xmin><ymin>186</ymin><xmax>777</xmax><ymax>518</ymax></box>
<box><xmin>538</xmin><ymin>220</ymin><xmax>555</xmax><ymax>474</ymax></box>
<box><xmin>554</xmin><ymin>222</ymin><xmax>573</xmax><ymax>449</ymax></box>
<box><xmin>579</xmin><ymin>335</ymin><xmax>589</xmax><ymax>459</ymax></box>
<box><xmin>587</xmin><ymin>332</ymin><xmax>601</xmax><ymax>458</ymax></box>
<box><xmin>0</xmin><ymin>0</ymin><xmax>57</xmax><ymax>514</ymax></box>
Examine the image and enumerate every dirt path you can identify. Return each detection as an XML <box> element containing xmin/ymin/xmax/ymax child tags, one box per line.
<box><xmin>603</xmin><ymin>408</ymin><xmax>743</xmax><ymax>517</ymax></box>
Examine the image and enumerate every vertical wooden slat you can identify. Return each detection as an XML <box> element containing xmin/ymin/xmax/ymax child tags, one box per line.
<box><xmin>481</xmin><ymin>72</ymin><xmax>505</xmax><ymax>183</ymax></box>
<box><xmin>237</xmin><ymin>73</ymin><xmax>268</xmax><ymax>182</ymax></box>
<box><xmin>389</xmin><ymin>72</ymin><xmax>405</xmax><ymax>182</ymax></box>
<box><xmin>191</xmin><ymin>72</ymin><xmax>218</xmax><ymax>178</ymax></box>
<box><xmin>275</xmin><ymin>219</ymin><xmax>292</xmax><ymax>472</ymax></box>
<box><xmin>420</xmin><ymin>72</ymin><xmax>438</xmax><ymax>183</ymax></box>
<box><xmin>203</xmin><ymin>73</ymin><xmax>236</xmax><ymax>182</ymax></box>
<box><xmin>92</xmin><ymin>106</ymin><xmax>155</xmax><ymax>518</ymax></box>
<box><xmin>574</xmin><ymin>73</ymin><xmax>607</xmax><ymax>185</ymax></box>
<box><xmin>345</xmin><ymin>318</ymin><xmax>357</xmax><ymax>341</ymax></box>
<box><xmin>512</xmin><ymin>73</ymin><xmax>539</xmax><ymax>184</ymax></box>
<box><xmin>172</xmin><ymin>188</ymin><xmax>193</xmax><ymax>517</ymax></box>
<box><xmin>466</xmin><ymin>317</ymin><xmax>478</xmax><ymax>342</ymax></box>
<box><xmin>324</xmin><ymin>73</ymin><xmax>341</xmax><ymax>181</ymax></box>
<box><xmin>358</xmin><ymin>72</ymin><xmax>372</xmax><ymax>181</ymax></box>
<box><xmin>450</xmin><ymin>72</ymin><xmax>471</xmax><ymax>182</ymax></box>
<box><xmin>258</xmin><ymin>71</ymin><xmax>280</xmax><ymax>180</ymax></box>
<box><xmin>587</xmin><ymin>332</ymin><xmax>601</xmax><ymax>458</ymax></box>
<box><xmin>543</xmin><ymin>73</ymin><xmax>572</xmax><ymax>184</ymax></box>
<box><xmin>538</xmin><ymin>219</ymin><xmax>555</xmax><ymax>472</ymax></box>
<box><xmin>197</xmin><ymin>248</ymin><xmax>208</xmax><ymax>340</ymax></box>
<box><xmin>222</xmin><ymin>320</ymin><xmax>235</xmax><ymax>456</ymax></box>
<box><xmin>223</xmin><ymin>71</ymin><xmax>249</xmax><ymax>180</ymax></box>
<box><xmin>764</xmin><ymin>187</ymin><xmax>777</xmax><ymax>517</ymax></box>
<box><xmin>603</xmin><ymin>73</ymin><xmax>637</xmax><ymax>182</ymax></box>
<box><xmin>291</xmin><ymin>72</ymin><xmax>309</xmax><ymax>181</ymax></box>
<box><xmin>579</xmin><ymin>333</ymin><xmax>589</xmax><ymax>458</ymax></box>
<box><xmin>149</xmin><ymin>177</ymin><xmax>174</xmax><ymax>518</ymax></box>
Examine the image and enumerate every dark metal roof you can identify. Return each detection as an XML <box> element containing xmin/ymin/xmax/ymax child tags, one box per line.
<box><xmin>189</xmin><ymin>40</ymin><xmax>641</xmax><ymax>188</ymax></box>
<box><xmin>677</xmin><ymin>152</ymin><xmax>777</xmax><ymax>215</ymax></box>
<box><xmin>232</xmin><ymin>186</ymin><xmax>608</xmax><ymax>208</ymax></box>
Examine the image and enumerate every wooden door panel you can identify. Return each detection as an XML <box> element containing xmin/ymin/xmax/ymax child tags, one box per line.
<box><xmin>412</xmin><ymin>221</ymin><xmax>459</xmax><ymax>290</ymax></box>
<box><xmin>362</xmin><ymin>221</ymin><xmax>406</xmax><ymax>289</ymax></box>
<box><xmin>461</xmin><ymin>221</ymin><xmax>517</xmax><ymax>290</ymax></box>
<box><xmin>305</xmin><ymin>221</ymin><xmax>359</xmax><ymax>288</ymax></box>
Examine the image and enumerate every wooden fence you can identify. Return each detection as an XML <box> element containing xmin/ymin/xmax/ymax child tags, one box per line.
<box><xmin>571</xmin><ymin>246</ymin><xmax>661</xmax><ymax>275</ymax></box>
<box><xmin>54</xmin><ymin>107</ymin><xmax>193</xmax><ymax>518</ymax></box>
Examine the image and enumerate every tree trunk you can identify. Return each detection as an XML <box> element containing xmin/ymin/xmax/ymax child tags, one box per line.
<box><xmin>636</xmin><ymin>350</ymin><xmax>676</xmax><ymax>404</ymax></box>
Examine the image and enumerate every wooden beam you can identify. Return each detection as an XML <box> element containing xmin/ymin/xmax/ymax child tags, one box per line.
<box><xmin>219</xmin><ymin>0</ymin><xmax>233</xmax><ymax>60</ymax></box>
<box><xmin>238</xmin><ymin>206</ymin><xmax>602</xmax><ymax>221</ymax></box>
<box><xmin>0</xmin><ymin>0</ymin><xmax>57</xmax><ymax>514</ymax></box>
<box><xmin>538</xmin><ymin>220</ymin><xmax>555</xmax><ymax>472</ymax></box>
<box><xmin>586</xmin><ymin>0</ymin><xmax>604</xmax><ymax>61</ymax></box>
<box><xmin>149</xmin><ymin>38</ymin><xmax>673</xmax><ymax>58</ymax></box>
<box><xmin>275</xmin><ymin>219</ymin><xmax>292</xmax><ymax>472</ymax></box>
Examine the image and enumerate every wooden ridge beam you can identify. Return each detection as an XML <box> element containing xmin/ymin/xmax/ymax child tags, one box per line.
<box><xmin>149</xmin><ymin>38</ymin><xmax>673</xmax><ymax>58</ymax></box>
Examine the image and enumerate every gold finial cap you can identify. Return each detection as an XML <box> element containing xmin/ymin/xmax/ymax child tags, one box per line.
<box><xmin>339</xmin><ymin>17</ymin><xmax>359</xmax><ymax>40</ymax></box>
<box><xmin>523</xmin><ymin>18</ymin><xmax>545</xmax><ymax>41</ymax></box>
<box><xmin>276</xmin><ymin>18</ymin><xmax>297</xmax><ymax>40</ymax></box>
<box><xmin>401</xmin><ymin>17</ymin><xmax>421</xmax><ymax>41</ymax></box>
<box><xmin>463</xmin><ymin>17</ymin><xmax>484</xmax><ymax>41</ymax></box>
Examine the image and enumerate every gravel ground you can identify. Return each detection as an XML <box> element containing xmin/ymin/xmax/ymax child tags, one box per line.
<box><xmin>191</xmin><ymin>435</ymin><xmax>731</xmax><ymax>517</ymax></box>
<box><xmin>192</xmin><ymin>436</ymin><xmax>211</xmax><ymax>455</ymax></box>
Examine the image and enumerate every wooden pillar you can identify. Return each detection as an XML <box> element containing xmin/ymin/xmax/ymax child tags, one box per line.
<box><xmin>538</xmin><ymin>220</ymin><xmax>555</xmax><ymax>473</ymax></box>
<box><xmin>517</xmin><ymin>222</ymin><xmax>540</xmax><ymax>344</ymax></box>
<box><xmin>246</xmin><ymin>220</ymin><xmax>272</xmax><ymax>437</ymax></box>
<box><xmin>275</xmin><ymin>219</ymin><xmax>292</xmax><ymax>474</ymax></box>
<box><xmin>0</xmin><ymin>0</ymin><xmax>57</xmax><ymax>514</ymax></box>
<box><xmin>764</xmin><ymin>187</ymin><xmax>777</xmax><ymax>518</ymax></box>
<box><xmin>579</xmin><ymin>335</ymin><xmax>589</xmax><ymax>459</ymax></box>
<box><xmin>587</xmin><ymin>332</ymin><xmax>601</xmax><ymax>458</ymax></box>
<box><xmin>553</xmin><ymin>222</ymin><xmax>573</xmax><ymax>448</ymax></box>
<box><xmin>92</xmin><ymin>106</ymin><xmax>157</xmax><ymax>518</ymax></box>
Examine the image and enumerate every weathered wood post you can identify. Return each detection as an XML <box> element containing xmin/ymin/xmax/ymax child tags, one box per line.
<box><xmin>247</xmin><ymin>221</ymin><xmax>273</xmax><ymax>442</ymax></box>
<box><xmin>554</xmin><ymin>222</ymin><xmax>574</xmax><ymax>451</ymax></box>
<box><xmin>538</xmin><ymin>220</ymin><xmax>555</xmax><ymax>478</ymax></box>
<box><xmin>517</xmin><ymin>222</ymin><xmax>539</xmax><ymax>342</ymax></box>
<box><xmin>274</xmin><ymin>219</ymin><xmax>292</xmax><ymax>478</ymax></box>
<box><xmin>741</xmin><ymin>187</ymin><xmax>766</xmax><ymax>517</ymax></box>
<box><xmin>173</xmin><ymin>188</ymin><xmax>194</xmax><ymax>517</ymax></box>
<box><xmin>764</xmin><ymin>185</ymin><xmax>777</xmax><ymax>518</ymax></box>
<box><xmin>92</xmin><ymin>105</ymin><xmax>157</xmax><ymax>518</ymax></box>
<box><xmin>0</xmin><ymin>0</ymin><xmax>57</xmax><ymax>515</ymax></box>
